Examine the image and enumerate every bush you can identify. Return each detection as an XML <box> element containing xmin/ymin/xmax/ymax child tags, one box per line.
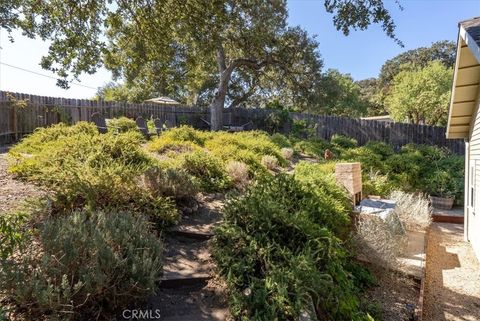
<box><xmin>182</xmin><ymin>150</ymin><xmax>232</xmax><ymax>192</ymax></box>
<box><xmin>107</xmin><ymin>116</ymin><xmax>137</xmax><ymax>133</ymax></box>
<box><xmin>293</xmin><ymin>138</ymin><xmax>335</xmax><ymax>159</ymax></box>
<box><xmin>355</xmin><ymin>213</ymin><xmax>405</xmax><ymax>269</ymax></box>
<box><xmin>281</xmin><ymin>147</ymin><xmax>294</xmax><ymax>160</ymax></box>
<box><xmin>140</xmin><ymin>167</ymin><xmax>199</xmax><ymax>201</ymax></box>
<box><xmin>261</xmin><ymin>155</ymin><xmax>279</xmax><ymax>170</ymax></box>
<box><xmin>390</xmin><ymin>191</ymin><xmax>432</xmax><ymax>231</ymax></box>
<box><xmin>331</xmin><ymin>134</ymin><xmax>358</xmax><ymax>148</ymax></box>
<box><xmin>214</xmin><ymin>174</ymin><xmax>372</xmax><ymax>321</ymax></box>
<box><xmin>0</xmin><ymin>210</ymin><xmax>30</xmax><ymax>259</ymax></box>
<box><xmin>156</xmin><ymin>125</ymin><xmax>209</xmax><ymax>146</ymax></box>
<box><xmin>270</xmin><ymin>133</ymin><xmax>292</xmax><ymax>148</ymax></box>
<box><xmin>9</xmin><ymin>129</ymin><xmax>178</xmax><ymax>226</ymax></box>
<box><xmin>9</xmin><ymin>122</ymin><xmax>98</xmax><ymax>155</ymax></box>
<box><xmin>362</xmin><ymin>170</ymin><xmax>396</xmax><ymax>198</ymax></box>
<box><xmin>0</xmin><ymin>210</ymin><xmax>163</xmax><ymax>320</ymax></box>
<box><xmin>226</xmin><ymin>161</ymin><xmax>250</xmax><ymax>190</ymax></box>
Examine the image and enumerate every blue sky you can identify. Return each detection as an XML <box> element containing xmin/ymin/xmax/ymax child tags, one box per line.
<box><xmin>0</xmin><ymin>0</ymin><xmax>479</xmax><ymax>99</ymax></box>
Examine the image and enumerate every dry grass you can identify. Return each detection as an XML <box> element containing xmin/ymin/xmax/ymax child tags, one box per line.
<box><xmin>355</xmin><ymin>213</ymin><xmax>406</xmax><ymax>269</ymax></box>
<box><xmin>390</xmin><ymin>190</ymin><xmax>432</xmax><ymax>231</ymax></box>
<box><xmin>226</xmin><ymin>161</ymin><xmax>249</xmax><ymax>190</ymax></box>
<box><xmin>281</xmin><ymin>147</ymin><xmax>294</xmax><ymax>160</ymax></box>
<box><xmin>261</xmin><ymin>155</ymin><xmax>279</xmax><ymax>171</ymax></box>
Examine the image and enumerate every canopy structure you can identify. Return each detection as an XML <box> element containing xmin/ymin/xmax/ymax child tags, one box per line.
<box><xmin>145</xmin><ymin>96</ymin><xmax>181</xmax><ymax>105</ymax></box>
<box><xmin>446</xmin><ymin>17</ymin><xmax>480</xmax><ymax>139</ymax></box>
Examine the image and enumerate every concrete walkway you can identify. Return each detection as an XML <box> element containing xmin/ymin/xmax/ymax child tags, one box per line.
<box><xmin>423</xmin><ymin>223</ymin><xmax>480</xmax><ymax>321</ymax></box>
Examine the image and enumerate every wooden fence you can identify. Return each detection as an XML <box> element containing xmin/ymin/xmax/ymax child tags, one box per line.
<box><xmin>0</xmin><ymin>91</ymin><xmax>465</xmax><ymax>154</ymax></box>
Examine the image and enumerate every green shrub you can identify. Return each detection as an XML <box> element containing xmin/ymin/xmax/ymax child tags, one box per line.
<box><xmin>294</xmin><ymin>162</ymin><xmax>351</xmax><ymax>235</ymax></box>
<box><xmin>148</xmin><ymin>135</ymin><xmax>201</xmax><ymax>154</ymax></box>
<box><xmin>341</xmin><ymin>146</ymin><xmax>385</xmax><ymax>172</ymax></box>
<box><xmin>331</xmin><ymin>134</ymin><xmax>358</xmax><ymax>149</ymax></box>
<box><xmin>362</xmin><ymin>170</ymin><xmax>396</xmax><ymax>198</ymax></box>
<box><xmin>293</xmin><ymin>138</ymin><xmax>334</xmax><ymax>159</ymax></box>
<box><xmin>363</xmin><ymin>141</ymin><xmax>394</xmax><ymax>159</ymax></box>
<box><xmin>157</xmin><ymin>125</ymin><xmax>209</xmax><ymax>146</ymax></box>
<box><xmin>0</xmin><ymin>210</ymin><xmax>30</xmax><ymax>259</ymax></box>
<box><xmin>107</xmin><ymin>116</ymin><xmax>137</xmax><ymax>133</ymax></box>
<box><xmin>214</xmin><ymin>174</ymin><xmax>371</xmax><ymax>321</ymax></box>
<box><xmin>270</xmin><ymin>133</ymin><xmax>292</xmax><ymax>148</ymax></box>
<box><xmin>9</xmin><ymin>130</ymin><xmax>178</xmax><ymax>226</ymax></box>
<box><xmin>0</xmin><ymin>210</ymin><xmax>163</xmax><ymax>320</ymax></box>
<box><xmin>182</xmin><ymin>150</ymin><xmax>232</xmax><ymax>192</ymax></box>
<box><xmin>9</xmin><ymin>122</ymin><xmax>98</xmax><ymax>154</ymax></box>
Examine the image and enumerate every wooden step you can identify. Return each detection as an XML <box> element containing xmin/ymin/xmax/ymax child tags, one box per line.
<box><xmin>161</xmin><ymin>237</ymin><xmax>214</xmax><ymax>288</ymax></box>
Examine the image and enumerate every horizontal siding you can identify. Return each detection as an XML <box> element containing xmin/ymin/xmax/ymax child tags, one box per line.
<box><xmin>469</xmin><ymin>90</ymin><xmax>480</xmax><ymax>160</ymax></box>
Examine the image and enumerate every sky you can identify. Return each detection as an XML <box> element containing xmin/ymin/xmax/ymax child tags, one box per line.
<box><xmin>0</xmin><ymin>0</ymin><xmax>479</xmax><ymax>99</ymax></box>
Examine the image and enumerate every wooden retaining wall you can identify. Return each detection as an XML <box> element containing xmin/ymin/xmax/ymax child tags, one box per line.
<box><xmin>0</xmin><ymin>91</ymin><xmax>465</xmax><ymax>154</ymax></box>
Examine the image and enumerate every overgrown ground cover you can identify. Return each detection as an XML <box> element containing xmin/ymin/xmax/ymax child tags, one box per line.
<box><xmin>0</xmin><ymin>120</ymin><xmax>463</xmax><ymax>320</ymax></box>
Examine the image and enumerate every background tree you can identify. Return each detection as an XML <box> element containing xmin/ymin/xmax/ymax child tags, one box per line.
<box><xmin>318</xmin><ymin>69</ymin><xmax>369</xmax><ymax>117</ymax></box>
<box><xmin>385</xmin><ymin>61</ymin><xmax>452</xmax><ymax>126</ymax></box>
<box><xmin>356</xmin><ymin>78</ymin><xmax>387</xmax><ymax>116</ymax></box>
<box><xmin>378</xmin><ymin>40</ymin><xmax>455</xmax><ymax>90</ymax></box>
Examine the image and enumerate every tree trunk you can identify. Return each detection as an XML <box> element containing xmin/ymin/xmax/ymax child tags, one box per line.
<box><xmin>210</xmin><ymin>76</ymin><xmax>229</xmax><ymax>130</ymax></box>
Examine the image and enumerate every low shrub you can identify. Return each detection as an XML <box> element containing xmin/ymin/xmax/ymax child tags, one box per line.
<box><xmin>140</xmin><ymin>167</ymin><xmax>199</xmax><ymax>201</ymax></box>
<box><xmin>261</xmin><ymin>154</ymin><xmax>279</xmax><ymax>170</ymax></box>
<box><xmin>0</xmin><ymin>210</ymin><xmax>30</xmax><ymax>259</ymax></box>
<box><xmin>355</xmin><ymin>213</ymin><xmax>406</xmax><ymax>269</ymax></box>
<box><xmin>182</xmin><ymin>150</ymin><xmax>232</xmax><ymax>192</ymax></box>
<box><xmin>293</xmin><ymin>138</ymin><xmax>334</xmax><ymax>158</ymax></box>
<box><xmin>331</xmin><ymin>134</ymin><xmax>358</xmax><ymax>148</ymax></box>
<box><xmin>390</xmin><ymin>191</ymin><xmax>432</xmax><ymax>231</ymax></box>
<box><xmin>226</xmin><ymin>161</ymin><xmax>250</xmax><ymax>190</ymax></box>
<box><xmin>0</xmin><ymin>210</ymin><xmax>163</xmax><ymax>320</ymax></box>
<box><xmin>281</xmin><ymin>147</ymin><xmax>294</xmax><ymax>160</ymax></box>
<box><xmin>214</xmin><ymin>174</ymin><xmax>372</xmax><ymax>321</ymax></box>
<box><xmin>294</xmin><ymin>162</ymin><xmax>351</xmax><ymax>235</ymax></box>
<box><xmin>362</xmin><ymin>170</ymin><xmax>396</xmax><ymax>198</ymax></box>
<box><xmin>156</xmin><ymin>125</ymin><xmax>209</xmax><ymax>146</ymax></box>
<box><xmin>148</xmin><ymin>135</ymin><xmax>201</xmax><ymax>155</ymax></box>
<box><xmin>270</xmin><ymin>133</ymin><xmax>292</xmax><ymax>148</ymax></box>
<box><xmin>8</xmin><ymin>129</ymin><xmax>178</xmax><ymax>226</ymax></box>
<box><xmin>8</xmin><ymin>122</ymin><xmax>98</xmax><ymax>154</ymax></box>
<box><xmin>107</xmin><ymin>116</ymin><xmax>137</xmax><ymax>133</ymax></box>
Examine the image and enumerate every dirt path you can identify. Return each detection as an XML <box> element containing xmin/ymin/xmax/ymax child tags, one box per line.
<box><xmin>0</xmin><ymin>148</ymin><xmax>46</xmax><ymax>213</ymax></box>
<box><xmin>423</xmin><ymin>223</ymin><xmax>480</xmax><ymax>321</ymax></box>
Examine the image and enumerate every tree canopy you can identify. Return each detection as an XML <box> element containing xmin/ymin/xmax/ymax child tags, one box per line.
<box><xmin>385</xmin><ymin>61</ymin><xmax>453</xmax><ymax>126</ymax></box>
<box><xmin>2</xmin><ymin>0</ymin><xmax>403</xmax><ymax>129</ymax></box>
<box><xmin>378</xmin><ymin>40</ymin><xmax>456</xmax><ymax>89</ymax></box>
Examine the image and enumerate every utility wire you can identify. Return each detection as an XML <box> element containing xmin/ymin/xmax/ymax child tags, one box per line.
<box><xmin>0</xmin><ymin>61</ymin><xmax>98</xmax><ymax>90</ymax></box>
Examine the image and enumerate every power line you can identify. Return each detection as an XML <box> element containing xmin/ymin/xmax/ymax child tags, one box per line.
<box><xmin>0</xmin><ymin>61</ymin><xmax>98</xmax><ymax>90</ymax></box>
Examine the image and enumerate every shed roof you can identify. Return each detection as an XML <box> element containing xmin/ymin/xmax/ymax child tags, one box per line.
<box><xmin>446</xmin><ymin>17</ymin><xmax>480</xmax><ymax>139</ymax></box>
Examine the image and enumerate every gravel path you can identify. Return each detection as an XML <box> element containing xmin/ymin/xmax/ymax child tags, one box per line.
<box><xmin>423</xmin><ymin>223</ymin><xmax>480</xmax><ymax>321</ymax></box>
<box><xmin>0</xmin><ymin>148</ymin><xmax>46</xmax><ymax>214</ymax></box>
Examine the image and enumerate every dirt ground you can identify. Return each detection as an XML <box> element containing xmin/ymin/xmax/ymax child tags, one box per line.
<box><xmin>363</xmin><ymin>263</ymin><xmax>419</xmax><ymax>321</ymax></box>
<box><xmin>0</xmin><ymin>148</ymin><xmax>46</xmax><ymax>214</ymax></box>
<box><xmin>423</xmin><ymin>223</ymin><xmax>480</xmax><ymax>321</ymax></box>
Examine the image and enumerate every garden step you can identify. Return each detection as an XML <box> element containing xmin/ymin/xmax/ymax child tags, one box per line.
<box><xmin>142</xmin><ymin>282</ymin><xmax>229</xmax><ymax>321</ymax></box>
<box><xmin>169</xmin><ymin>202</ymin><xmax>223</xmax><ymax>240</ymax></box>
<box><xmin>161</xmin><ymin>237</ymin><xmax>214</xmax><ymax>288</ymax></box>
